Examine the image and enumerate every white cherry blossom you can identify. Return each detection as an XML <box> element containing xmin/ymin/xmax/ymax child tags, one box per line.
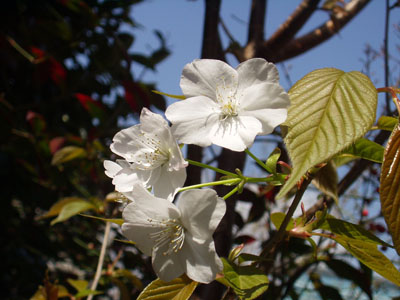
<box><xmin>165</xmin><ymin>58</ymin><xmax>290</xmax><ymax>151</ymax></box>
<box><xmin>122</xmin><ymin>185</ymin><xmax>226</xmax><ymax>283</ymax></box>
<box><xmin>104</xmin><ymin>108</ymin><xmax>187</xmax><ymax>200</ymax></box>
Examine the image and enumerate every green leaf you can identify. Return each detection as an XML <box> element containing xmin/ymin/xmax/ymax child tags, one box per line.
<box><xmin>341</xmin><ymin>138</ymin><xmax>384</xmax><ymax>163</ymax></box>
<box><xmin>380</xmin><ymin>122</ymin><xmax>400</xmax><ymax>255</ymax></box>
<box><xmin>38</xmin><ymin>197</ymin><xmax>85</xmax><ymax>219</ymax></box>
<box><xmin>67</xmin><ymin>279</ymin><xmax>88</xmax><ymax>292</ymax></box>
<box><xmin>51</xmin><ymin>200</ymin><xmax>96</xmax><ymax>225</ymax></box>
<box><xmin>323</xmin><ymin>259</ymin><xmax>372</xmax><ymax>299</ymax></box>
<box><xmin>278</xmin><ymin>68</ymin><xmax>377</xmax><ymax>198</ymax></box>
<box><xmin>377</xmin><ymin>116</ymin><xmax>398</xmax><ymax>131</ymax></box>
<box><xmin>320</xmin><ymin>217</ymin><xmax>392</xmax><ymax>247</ymax></box>
<box><xmin>51</xmin><ymin>146</ymin><xmax>86</xmax><ymax>165</ymax></box>
<box><xmin>270</xmin><ymin>212</ymin><xmax>295</xmax><ymax>231</ymax></box>
<box><xmin>136</xmin><ymin>275</ymin><xmax>198</xmax><ymax>300</ymax></box>
<box><xmin>152</xmin><ymin>90</ymin><xmax>185</xmax><ymax>100</ymax></box>
<box><xmin>79</xmin><ymin>213</ymin><xmax>124</xmax><ymax>226</ymax></box>
<box><xmin>312</xmin><ymin>161</ymin><xmax>338</xmax><ymax>204</ymax></box>
<box><xmin>217</xmin><ymin>258</ymin><xmax>269</xmax><ymax>300</ymax></box>
<box><xmin>265</xmin><ymin>148</ymin><xmax>281</xmax><ymax>174</ymax></box>
<box><xmin>334</xmin><ymin>236</ymin><xmax>400</xmax><ymax>286</ymax></box>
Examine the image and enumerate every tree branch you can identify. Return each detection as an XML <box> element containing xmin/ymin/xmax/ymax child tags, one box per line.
<box><xmin>264</xmin><ymin>0</ymin><xmax>320</xmax><ymax>50</ymax></box>
<box><xmin>257</xmin><ymin>0</ymin><xmax>371</xmax><ymax>62</ymax></box>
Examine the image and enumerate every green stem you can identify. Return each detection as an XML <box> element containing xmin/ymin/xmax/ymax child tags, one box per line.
<box><xmin>245</xmin><ymin>148</ymin><xmax>272</xmax><ymax>173</ymax></box>
<box><xmin>178</xmin><ymin>178</ymin><xmax>241</xmax><ymax>192</ymax></box>
<box><xmin>223</xmin><ymin>185</ymin><xmax>240</xmax><ymax>200</ymax></box>
<box><xmin>186</xmin><ymin>159</ymin><xmax>236</xmax><ymax>176</ymax></box>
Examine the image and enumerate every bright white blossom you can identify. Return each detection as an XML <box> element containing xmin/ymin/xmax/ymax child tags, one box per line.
<box><xmin>165</xmin><ymin>58</ymin><xmax>290</xmax><ymax>151</ymax></box>
<box><xmin>122</xmin><ymin>185</ymin><xmax>226</xmax><ymax>283</ymax></box>
<box><xmin>104</xmin><ymin>108</ymin><xmax>187</xmax><ymax>200</ymax></box>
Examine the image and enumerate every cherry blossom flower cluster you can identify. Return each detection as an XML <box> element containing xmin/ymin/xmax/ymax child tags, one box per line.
<box><xmin>104</xmin><ymin>58</ymin><xmax>289</xmax><ymax>283</ymax></box>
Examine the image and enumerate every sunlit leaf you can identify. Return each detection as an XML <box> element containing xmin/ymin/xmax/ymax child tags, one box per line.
<box><xmin>51</xmin><ymin>200</ymin><xmax>96</xmax><ymax>225</ymax></box>
<box><xmin>312</xmin><ymin>161</ymin><xmax>338</xmax><ymax>204</ymax></box>
<box><xmin>320</xmin><ymin>217</ymin><xmax>392</xmax><ymax>247</ymax></box>
<box><xmin>334</xmin><ymin>236</ymin><xmax>400</xmax><ymax>286</ymax></box>
<box><xmin>278</xmin><ymin>68</ymin><xmax>377</xmax><ymax>198</ymax></box>
<box><xmin>217</xmin><ymin>258</ymin><xmax>269</xmax><ymax>300</ymax></box>
<box><xmin>51</xmin><ymin>146</ymin><xmax>86</xmax><ymax>165</ymax></box>
<box><xmin>152</xmin><ymin>90</ymin><xmax>185</xmax><ymax>100</ymax></box>
<box><xmin>137</xmin><ymin>275</ymin><xmax>198</xmax><ymax>300</ymax></box>
<box><xmin>380</xmin><ymin>122</ymin><xmax>400</xmax><ymax>255</ymax></box>
<box><xmin>377</xmin><ymin>116</ymin><xmax>398</xmax><ymax>131</ymax></box>
<box><xmin>341</xmin><ymin>138</ymin><xmax>384</xmax><ymax>163</ymax></box>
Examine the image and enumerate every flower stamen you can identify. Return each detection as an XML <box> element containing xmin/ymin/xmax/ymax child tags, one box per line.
<box><xmin>148</xmin><ymin>218</ymin><xmax>185</xmax><ymax>255</ymax></box>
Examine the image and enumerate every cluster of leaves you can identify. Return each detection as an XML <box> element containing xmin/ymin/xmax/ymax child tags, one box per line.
<box><xmin>0</xmin><ymin>0</ymin><xmax>169</xmax><ymax>299</ymax></box>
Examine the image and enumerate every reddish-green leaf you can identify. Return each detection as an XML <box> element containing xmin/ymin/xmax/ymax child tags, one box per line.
<box><xmin>380</xmin><ymin>122</ymin><xmax>400</xmax><ymax>255</ymax></box>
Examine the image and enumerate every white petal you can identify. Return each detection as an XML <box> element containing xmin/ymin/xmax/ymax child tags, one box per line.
<box><xmin>123</xmin><ymin>185</ymin><xmax>180</xmax><ymax>221</ymax></box>
<box><xmin>122</xmin><ymin>186</ymin><xmax>181</xmax><ymax>255</ymax></box>
<box><xmin>153</xmin><ymin>165</ymin><xmax>186</xmax><ymax>201</ymax></box>
<box><xmin>180</xmin><ymin>59</ymin><xmax>238</xmax><ymax>99</ymax></box>
<box><xmin>178</xmin><ymin>189</ymin><xmax>226</xmax><ymax>241</ymax></box>
<box><xmin>236</xmin><ymin>58</ymin><xmax>280</xmax><ymax>92</ymax></box>
<box><xmin>239</xmin><ymin>82</ymin><xmax>290</xmax><ymax>111</ymax></box>
<box><xmin>166</xmin><ymin>96</ymin><xmax>220</xmax><ymax>147</ymax></box>
<box><xmin>241</xmin><ymin>108</ymin><xmax>288</xmax><ymax>134</ymax></box>
<box><xmin>208</xmin><ymin>116</ymin><xmax>262</xmax><ymax>151</ymax></box>
<box><xmin>104</xmin><ymin>160</ymin><xmax>123</xmax><ymax>178</ymax></box>
<box><xmin>179</xmin><ymin>234</ymin><xmax>223</xmax><ymax>284</ymax></box>
<box><xmin>140</xmin><ymin>107</ymin><xmax>169</xmax><ymax>132</ymax></box>
<box><xmin>152</xmin><ymin>247</ymin><xmax>186</xmax><ymax>282</ymax></box>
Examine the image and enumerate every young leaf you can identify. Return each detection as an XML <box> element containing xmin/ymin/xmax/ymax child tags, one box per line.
<box><xmin>51</xmin><ymin>146</ymin><xmax>86</xmax><ymax>166</ymax></box>
<box><xmin>341</xmin><ymin>138</ymin><xmax>384</xmax><ymax>163</ymax></box>
<box><xmin>334</xmin><ymin>236</ymin><xmax>400</xmax><ymax>286</ymax></box>
<box><xmin>265</xmin><ymin>148</ymin><xmax>281</xmax><ymax>174</ymax></box>
<box><xmin>278</xmin><ymin>68</ymin><xmax>377</xmax><ymax>198</ymax></box>
<box><xmin>270</xmin><ymin>212</ymin><xmax>295</xmax><ymax>231</ymax></box>
<box><xmin>377</xmin><ymin>116</ymin><xmax>398</xmax><ymax>131</ymax></box>
<box><xmin>312</xmin><ymin>161</ymin><xmax>338</xmax><ymax>204</ymax></box>
<box><xmin>51</xmin><ymin>200</ymin><xmax>96</xmax><ymax>225</ymax></box>
<box><xmin>67</xmin><ymin>279</ymin><xmax>88</xmax><ymax>292</ymax></box>
<box><xmin>136</xmin><ymin>275</ymin><xmax>198</xmax><ymax>300</ymax></box>
<box><xmin>217</xmin><ymin>258</ymin><xmax>269</xmax><ymax>300</ymax></box>
<box><xmin>37</xmin><ymin>197</ymin><xmax>86</xmax><ymax>219</ymax></box>
<box><xmin>380</xmin><ymin>122</ymin><xmax>400</xmax><ymax>255</ymax></box>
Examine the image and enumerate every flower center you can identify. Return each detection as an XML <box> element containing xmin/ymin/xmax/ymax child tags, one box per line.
<box><xmin>148</xmin><ymin>218</ymin><xmax>185</xmax><ymax>255</ymax></box>
<box><xmin>215</xmin><ymin>77</ymin><xmax>239</xmax><ymax>120</ymax></box>
<box><xmin>134</xmin><ymin>131</ymin><xmax>169</xmax><ymax>169</ymax></box>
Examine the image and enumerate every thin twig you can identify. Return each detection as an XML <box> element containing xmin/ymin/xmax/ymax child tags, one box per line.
<box><xmin>88</xmin><ymin>221</ymin><xmax>112</xmax><ymax>300</ymax></box>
